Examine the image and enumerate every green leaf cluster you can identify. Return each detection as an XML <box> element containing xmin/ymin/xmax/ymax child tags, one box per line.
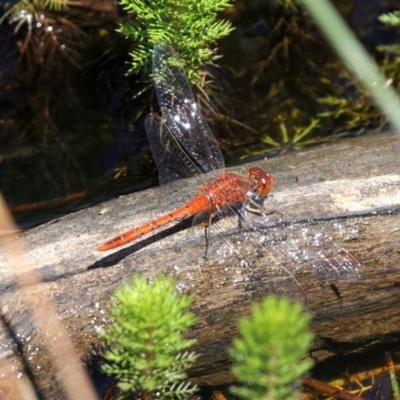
<box><xmin>229</xmin><ymin>296</ymin><xmax>314</xmax><ymax>400</ymax></box>
<box><xmin>379</xmin><ymin>11</ymin><xmax>400</xmax><ymax>26</ymax></box>
<box><xmin>101</xmin><ymin>274</ymin><xmax>197</xmax><ymax>399</ymax></box>
<box><xmin>117</xmin><ymin>0</ymin><xmax>234</xmax><ymax>85</ymax></box>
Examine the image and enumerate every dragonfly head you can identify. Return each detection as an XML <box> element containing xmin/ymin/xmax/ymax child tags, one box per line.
<box><xmin>248</xmin><ymin>167</ymin><xmax>274</xmax><ymax>198</ymax></box>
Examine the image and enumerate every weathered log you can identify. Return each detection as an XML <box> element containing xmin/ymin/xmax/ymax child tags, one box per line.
<box><xmin>1</xmin><ymin>131</ymin><xmax>400</xmax><ymax>396</ymax></box>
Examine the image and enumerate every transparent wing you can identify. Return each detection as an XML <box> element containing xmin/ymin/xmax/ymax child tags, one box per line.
<box><xmin>146</xmin><ymin>42</ymin><xmax>225</xmax><ymax>185</ymax></box>
<box><xmin>240</xmin><ymin>206</ymin><xmax>363</xmax><ymax>281</ymax></box>
<box><xmin>145</xmin><ymin>113</ymin><xmax>203</xmax><ymax>184</ymax></box>
<box><xmin>199</xmin><ymin>207</ymin><xmax>363</xmax><ymax>304</ymax></box>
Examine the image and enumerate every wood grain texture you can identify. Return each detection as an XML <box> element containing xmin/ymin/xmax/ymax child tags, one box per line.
<box><xmin>1</xmin><ymin>131</ymin><xmax>400</xmax><ymax>395</ymax></box>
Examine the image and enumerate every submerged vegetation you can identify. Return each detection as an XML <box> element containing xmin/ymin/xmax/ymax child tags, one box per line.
<box><xmin>0</xmin><ymin>0</ymin><xmax>134</xmax><ymax>218</ymax></box>
<box><xmin>214</xmin><ymin>0</ymin><xmax>393</xmax><ymax>163</ymax></box>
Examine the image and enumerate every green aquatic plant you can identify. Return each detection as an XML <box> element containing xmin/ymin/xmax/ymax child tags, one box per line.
<box><xmin>303</xmin><ymin>0</ymin><xmax>400</xmax><ymax>135</ymax></box>
<box><xmin>379</xmin><ymin>11</ymin><xmax>400</xmax><ymax>26</ymax></box>
<box><xmin>117</xmin><ymin>0</ymin><xmax>234</xmax><ymax>85</ymax></box>
<box><xmin>101</xmin><ymin>274</ymin><xmax>198</xmax><ymax>399</ymax></box>
<box><xmin>260</xmin><ymin>117</ymin><xmax>322</xmax><ymax>152</ymax></box>
<box><xmin>229</xmin><ymin>295</ymin><xmax>314</xmax><ymax>400</ymax></box>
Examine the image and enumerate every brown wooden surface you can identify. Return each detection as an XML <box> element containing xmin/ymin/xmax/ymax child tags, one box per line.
<box><xmin>1</xmin><ymin>131</ymin><xmax>400</xmax><ymax>396</ymax></box>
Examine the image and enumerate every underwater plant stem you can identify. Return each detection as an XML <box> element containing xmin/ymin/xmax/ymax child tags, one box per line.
<box><xmin>302</xmin><ymin>0</ymin><xmax>400</xmax><ymax>135</ymax></box>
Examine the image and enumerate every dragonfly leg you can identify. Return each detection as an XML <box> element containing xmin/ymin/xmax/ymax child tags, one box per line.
<box><xmin>192</xmin><ymin>211</ymin><xmax>214</xmax><ymax>259</ymax></box>
<box><xmin>240</xmin><ymin>197</ymin><xmax>283</xmax><ymax>224</ymax></box>
<box><xmin>238</xmin><ymin>206</ymin><xmax>245</xmax><ymax>230</ymax></box>
<box><xmin>203</xmin><ymin>212</ymin><xmax>214</xmax><ymax>259</ymax></box>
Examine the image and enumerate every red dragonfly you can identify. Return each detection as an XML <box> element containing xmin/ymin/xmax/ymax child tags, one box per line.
<box><xmin>97</xmin><ymin>43</ymin><xmax>274</xmax><ymax>253</ymax></box>
<box><xmin>97</xmin><ymin>166</ymin><xmax>273</xmax><ymax>251</ymax></box>
<box><xmin>97</xmin><ymin>43</ymin><xmax>362</xmax><ymax>288</ymax></box>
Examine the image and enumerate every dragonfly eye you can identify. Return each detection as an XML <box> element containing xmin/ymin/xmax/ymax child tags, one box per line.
<box><xmin>248</xmin><ymin>167</ymin><xmax>274</xmax><ymax>197</ymax></box>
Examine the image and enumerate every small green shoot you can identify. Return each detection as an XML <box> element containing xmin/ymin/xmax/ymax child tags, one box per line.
<box><xmin>230</xmin><ymin>295</ymin><xmax>314</xmax><ymax>400</ymax></box>
<box><xmin>101</xmin><ymin>274</ymin><xmax>197</xmax><ymax>399</ymax></box>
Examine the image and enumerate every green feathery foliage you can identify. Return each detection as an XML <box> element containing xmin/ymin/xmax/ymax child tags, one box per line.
<box><xmin>117</xmin><ymin>0</ymin><xmax>234</xmax><ymax>85</ymax></box>
<box><xmin>379</xmin><ymin>11</ymin><xmax>400</xmax><ymax>26</ymax></box>
<box><xmin>101</xmin><ymin>274</ymin><xmax>198</xmax><ymax>399</ymax></box>
<box><xmin>229</xmin><ymin>296</ymin><xmax>314</xmax><ymax>400</ymax></box>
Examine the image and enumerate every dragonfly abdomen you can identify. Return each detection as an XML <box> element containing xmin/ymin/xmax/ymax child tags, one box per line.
<box><xmin>96</xmin><ymin>195</ymin><xmax>211</xmax><ymax>251</ymax></box>
<box><xmin>97</xmin><ymin>172</ymin><xmax>252</xmax><ymax>252</ymax></box>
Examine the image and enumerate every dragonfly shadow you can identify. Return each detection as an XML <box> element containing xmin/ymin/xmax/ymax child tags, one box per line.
<box><xmin>88</xmin><ymin>218</ymin><xmax>193</xmax><ymax>270</ymax></box>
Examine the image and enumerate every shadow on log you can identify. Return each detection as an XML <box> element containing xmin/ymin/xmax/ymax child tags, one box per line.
<box><xmin>1</xmin><ymin>131</ymin><xmax>400</xmax><ymax>396</ymax></box>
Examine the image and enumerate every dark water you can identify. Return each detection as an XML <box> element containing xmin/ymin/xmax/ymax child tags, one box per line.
<box><xmin>0</xmin><ymin>0</ymin><xmax>398</xmax><ymax>229</ymax></box>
